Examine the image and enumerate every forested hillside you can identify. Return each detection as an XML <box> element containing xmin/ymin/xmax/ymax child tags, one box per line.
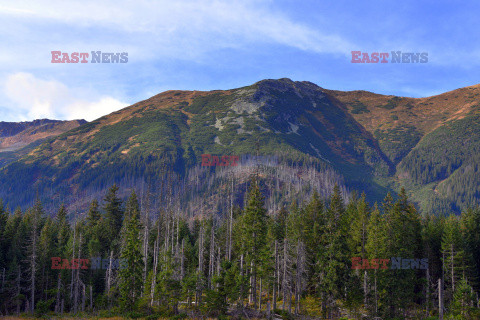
<box><xmin>0</xmin><ymin>181</ymin><xmax>479</xmax><ymax>319</ymax></box>
<box><xmin>1</xmin><ymin>79</ymin><xmax>480</xmax><ymax>216</ymax></box>
<box><xmin>0</xmin><ymin>79</ymin><xmax>390</xmax><ymax>213</ymax></box>
<box><xmin>327</xmin><ymin>83</ymin><xmax>480</xmax><ymax>214</ymax></box>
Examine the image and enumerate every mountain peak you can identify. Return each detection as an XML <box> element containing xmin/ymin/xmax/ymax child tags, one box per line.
<box><xmin>254</xmin><ymin>78</ymin><xmax>323</xmax><ymax>92</ymax></box>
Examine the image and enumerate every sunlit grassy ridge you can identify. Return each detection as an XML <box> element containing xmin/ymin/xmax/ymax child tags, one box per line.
<box><xmin>0</xmin><ymin>79</ymin><xmax>389</xmax><ymax>211</ymax></box>
<box><xmin>0</xmin><ymin>79</ymin><xmax>480</xmax><ymax>214</ymax></box>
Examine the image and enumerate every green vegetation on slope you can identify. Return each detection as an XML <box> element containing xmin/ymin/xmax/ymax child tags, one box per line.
<box><xmin>0</xmin><ymin>79</ymin><xmax>394</xmax><ymax>210</ymax></box>
<box><xmin>374</xmin><ymin>124</ymin><xmax>422</xmax><ymax>164</ymax></box>
<box><xmin>399</xmin><ymin>110</ymin><xmax>480</xmax><ymax>214</ymax></box>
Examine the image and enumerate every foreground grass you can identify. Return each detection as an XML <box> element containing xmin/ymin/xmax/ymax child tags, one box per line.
<box><xmin>0</xmin><ymin>316</ymin><xmax>268</xmax><ymax>320</ymax></box>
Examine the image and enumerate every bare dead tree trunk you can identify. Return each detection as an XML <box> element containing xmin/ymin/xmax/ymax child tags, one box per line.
<box><xmin>439</xmin><ymin>278</ymin><xmax>444</xmax><ymax>320</ymax></box>
<box><xmin>225</xmin><ymin>196</ymin><xmax>230</xmax><ymax>264</ymax></box>
<box><xmin>73</xmin><ymin>232</ymin><xmax>83</xmax><ymax>313</ymax></box>
<box><xmin>282</xmin><ymin>239</ymin><xmax>288</xmax><ymax>311</ymax></box>
<box><xmin>180</xmin><ymin>238</ymin><xmax>185</xmax><ymax>281</ymax></box>
<box><xmin>240</xmin><ymin>254</ymin><xmax>244</xmax><ymax>309</ymax></box>
<box><xmin>217</xmin><ymin>246</ymin><xmax>221</xmax><ymax>277</ymax></box>
<box><xmin>176</xmin><ymin>211</ymin><xmax>180</xmax><ymax>250</ymax></box>
<box><xmin>228</xmin><ymin>176</ymin><xmax>233</xmax><ymax>261</ymax></box>
<box><xmin>278</xmin><ymin>255</ymin><xmax>282</xmax><ymax>306</ymax></box>
<box><xmin>296</xmin><ymin>241</ymin><xmax>300</xmax><ymax>315</ymax></box>
<box><xmin>142</xmin><ymin>193</ymin><xmax>150</xmax><ymax>296</ymax></box>
<box><xmin>29</xmin><ymin>209</ymin><xmax>39</xmax><ymax>314</ymax></box>
<box><xmin>165</xmin><ymin>212</ymin><xmax>170</xmax><ymax>259</ymax></box>
<box><xmin>105</xmin><ymin>250</ymin><xmax>113</xmax><ymax>302</ymax></box>
<box><xmin>70</xmin><ymin>222</ymin><xmax>76</xmax><ymax>303</ymax></box>
<box><xmin>81</xmin><ymin>281</ymin><xmax>86</xmax><ymax>312</ymax></box>
<box><xmin>364</xmin><ymin>269</ymin><xmax>368</xmax><ymax>308</ymax></box>
<box><xmin>451</xmin><ymin>244</ymin><xmax>455</xmax><ymax>294</ymax></box>
<box><xmin>249</xmin><ymin>260</ymin><xmax>254</xmax><ymax>306</ymax></box>
<box><xmin>426</xmin><ymin>267</ymin><xmax>430</xmax><ymax>317</ymax></box>
<box><xmin>196</xmin><ymin>222</ymin><xmax>205</xmax><ymax>307</ymax></box>
<box><xmin>295</xmin><ymin>240</ymin><xmax>304</xmax><ymax>315</ymax></box>
<box><xmin>150</xmin><ymin>237</ymin><xmax>158</xmax><ymax>306</ymax></box>
<box><xmin>150</xmin><ymin>166</ymin><xmax>165</xmax><ymax>306</ymax></box>
<box><xmin>208</xmin><ymin>225</ymin><xmax>215</xmax><ymax>290</ymax></box>
<box><xmin>361</xmin><ymin>209</ymin><xmax>368</xmax><ymax>310</ymax></box>
<box><xmin>259</xmin><ymin>277</ymin><xmax>263</xmax><ymax>311</ymax></box>
<box><xmin>288</xmin><ymin>289</ymin><xmax>292</xmax><ymax>314</ymax></box>
<box><xmin>294</xmin><ymin>272</ymin><xmax>298</xmax><ymax>313</ymax></box>
<box><xmin>273</xmin><ymin>240</ymin><xmax>278</xmax><ymax>311</ymax></box>
<box><xmin>171</xmin><ymin>213</ymin><xmax>175</xmax><ymax>253</ymax></box>
<box><xmin>374</xmin><ymin>269</ymin><xmax>378</xmax><ymax>315</ymax></box>
<box><xmin>16</xmin><ymin>266</ymin><xmax>21</xmax><ymax>315</ymax></box>
<box><xmin>150</xmin><ymin>219</ymin><xmax>160</xmax><ymax>307</ymax></box>
<box><xmin>55</xmin><ymin>274</ymin><xmax>61</xmax><ymax>313</ymax></box>
<box><xmin>89</xmin><ymin>285</ymin><xmax>93</xmax><ymax>311</ymax></box>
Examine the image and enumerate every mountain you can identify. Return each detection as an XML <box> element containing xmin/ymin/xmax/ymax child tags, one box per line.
<box><xmin>0</xmin><ymin>79</ymin><xmax>479</xmax><ymax>215</ymax></box>
<box><xmin>326</xmin><ymin>84</ymin><xmax>480</xmax><ymax>214</ymax></box>
<box><xmin>0</xmin><ymin>119</ymin><xmax>86</xmax><ymax>167</ymax></box>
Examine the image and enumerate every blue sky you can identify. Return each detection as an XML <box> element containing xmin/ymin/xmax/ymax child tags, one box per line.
<box><xmin>0</xmin><ymin>0</ymin><xmax>479</xmax><ymax>121</ymax></box>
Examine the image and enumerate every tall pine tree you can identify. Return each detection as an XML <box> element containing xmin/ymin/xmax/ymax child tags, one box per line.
<box><xmin>118</xmin><ymin>191</ymin><xmax>143</xmax><ymax>312</ymax></box>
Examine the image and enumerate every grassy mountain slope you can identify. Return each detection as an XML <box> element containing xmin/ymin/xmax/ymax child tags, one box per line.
<box><xmin>326</xmin><ymin>84</ymin><xmax>480</xmax><ymax>164</ymax></box>
<box><xmin>0</xmin><ymin>79</ymin><xmax>390</xmax><ymax>211</ymax></box>
<box><xmin>1</xmin><ymin>80</ymin><xmax>480</xmax><ymax>215</ymax></box>
<box><xmin>328</xmin><ymin>84</ymin><xmax>480</xmax><ymax>213</ymax></box>
<box><xmin>0</xmin><ymin>119</ymin><xmax>86</xmax><ymax>167</ymax></box>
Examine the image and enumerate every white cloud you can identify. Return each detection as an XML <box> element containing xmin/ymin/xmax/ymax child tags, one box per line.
<box><xmin>0</xmin><ymin>0</ymin><xmax>356</xmax><ymax>123</ymax></box>
<box><xmin>0</xmin><ymin>0</ymin><xmax>352</xmax><ymax>59</ymax></box>
<box><xmin>3</xmin><ymin>72</ymin><xmax>128</xmax><ymax>121</ymax></box>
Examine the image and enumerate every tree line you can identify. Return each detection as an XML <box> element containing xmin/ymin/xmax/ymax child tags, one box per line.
<box><xmin>0</xmin><ymin>180</ymin><xmax>479</xmax><ymax>319</ymax></box>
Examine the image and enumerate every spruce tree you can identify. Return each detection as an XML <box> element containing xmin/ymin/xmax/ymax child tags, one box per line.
<box><xmin>118</xmin><ymin>191</ymin><xmax>143</xmax><ymax>312</ymax></box>
<box><xmin>317</xmin><ymin>184</ymin><xmax>349</xmax><ymax>318</ymax></box>
<box><xmin>442</xmin><ymin>215</ymin><xmax>466</xmax><ymax>304</ymax></box>
<box><xmin>86</xmin><ymin>200</ymin><xmax>101</xmax><ymax>231</ymax></box>
<box><xmin>383</xmin><ymin>188</ymin><xmax>422</xmax><ymax>318</ymax></box>
<box><xmin>302</xmin><ymin>193</ymin><xmax>323</xmax><ymax>295</ymax></box>
<box><xmin>103</xmin><ymin>184</ymin><xmax>124</xmax><ymax>252</ymax></box>
<box><xmin>0</xmin><ymin>200</ymin><xmax>8</xmax><ymax>270</ymax></box>
<box><xmin>348</xmin><ymin>193</ymin><xmax>370</xmax><ymax>311</ymax></box>
<box><xmin>55</xmin><ymin>204</ymin><xmax>70</xmax><ymax>256</ymax></box>
<box><xmin>460</xmin><ymin>207</ymin><xmax>480</xmax><ymax>292</ymax></box>
<box><xmin>451</xmin><ymin>278</ymin><xmax>476</xmax><ymax>319</ymax></box>
<box><xmin>237</xmin><ymin>179</ymin><xmax>268</xmax><ymax>309</ymax></box>
<box><xmin>365</xmin><ymin>203</ymin><xmax>388</xmax><ymax>317</ymax></box>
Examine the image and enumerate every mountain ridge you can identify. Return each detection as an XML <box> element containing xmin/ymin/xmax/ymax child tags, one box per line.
<box><xmin>0</xmin><ymin>118</ymin><xmax>87</xmax><ymax>168</ymax></box>
<box><xmin>0</xmin><ymin>79</ymin><xmax>479</xmax><ymax>215</ymax></box>
<box><xmin>0</xmin><ymin>119</ymin><xmax>86</xmax><ymax>151</ymax></box>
